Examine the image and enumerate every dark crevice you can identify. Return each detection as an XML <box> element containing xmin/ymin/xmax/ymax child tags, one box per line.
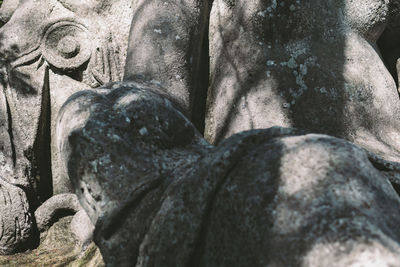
<box><xmin>367</xmin><ymin>152</ymin><xmax>400</xmax><ymax>197</ymax></box>
<box><xmin>377</xmin><ymin>3</ymin><xmax>400</xmax><ymax>90</ymax></box>
<box><xmin>97</xmin><ymin>177</ymin><xmax>163</xmax><ymax>240</ymax></box>
<box><xmin>5</xmin><ymin>96</ymin><xmax>16</xmax><ymax>166</ymax></box>
<box><xmin>391</xmin><ymin>181</ymin><xmax>400</xmax><ymax>196</ymax></box>
<box><xmin>186</xmin><ymin>160</ymin><xmax>239</xmax><ymax>267</ymax></box>
<box><xmin>377</xmin><ymin>37</ymin><xmax>399</xmax><ymax>88</ymax></box>
<box><xmin>42</xmin><ymin>208</ymin><xmax>77</xmax><ymax>230</ymax></box>
<box><xmin>49</xmin><ymin>60</ymin><xmax>88</xmax><ymax>84</ymax></box>
<box><xmin>189</xmin><ymin>0</ymin><xmax>212</xmax><ymax>135</ymax></box>
<box><xmin>32</xmin><ymin>66</ymin><xmax>52</xmax><ymax>205</ymax></box>
<box><xmin>366</xmin><ymin>149</ymin><xmax>400</xmax><ymax>171</ymax></box>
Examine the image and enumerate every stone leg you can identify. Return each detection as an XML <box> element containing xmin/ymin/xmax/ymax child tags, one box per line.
<box><xmin>206</xmin><ymin>0</ymin><xmax>400</xmax><ymax>165</ymax></box>
<box><xmin>124</xmin><ymin>0</ymin><xmax>211</xmax><ymax>130</ymax></box>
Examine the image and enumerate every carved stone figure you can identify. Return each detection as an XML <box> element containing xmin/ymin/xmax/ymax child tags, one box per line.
<box><xmin>2</xmin><ymin>0</ymin><xmax>400</xmax><ymax>266</ymax></box>
<box><xmin>58</xmin><ymin>0</ymin><xmax>400</xmax><ymax>265</ymax></box>
<box><xmin>123</xmin><ymin>0</ymin><xmax>400</xmax><ymax>164</ymax></box>
<box><xmin>58</xmin><ymin>83</ymin><xmax>400</xmax><ymax>266</ymax></box>
<box><xmin>0</xmin><ymin>0</ymin><xmax>132</xmax><ymax>254</ymax></box>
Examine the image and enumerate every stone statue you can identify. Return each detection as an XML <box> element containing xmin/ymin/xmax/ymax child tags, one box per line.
<box><xmin>58</xmin><ymin>83</ymin><xmax>400</xmax><ymax>266</ymax></box>
<box><xmin>125</xmin><ymin>0</ymin><xmax>400</xmax><ymax>161</ymax></box>
<box><xmin>0</xmin><ymin>0</ymin><xmax>132</xmax><ymax>254</ymax></box>
<box><xmin>2</xmin><ymin>0</ymin><xmax>400</xmax><ymax>266</ymax></box>
<box><xmin>58</xmin><ymin>0</ymin><xmax>400</xmax><ymax>266</ymax></box>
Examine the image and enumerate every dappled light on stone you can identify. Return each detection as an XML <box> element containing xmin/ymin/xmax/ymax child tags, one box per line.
<box><xmin>58</xmin><ymin>83</ymin><xmax>400</xmax><ymax>266</ymax></box>
<box><xmin>1</xmin><ymin>0</ymin><xmax>400</xmax><ymax>266</ymax></box>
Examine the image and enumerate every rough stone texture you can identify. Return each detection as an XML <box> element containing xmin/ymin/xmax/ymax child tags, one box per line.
<box><xmin>70</xmin><ymin>209</ymin><xmax>95</xmax><ymax>248</ymax></box>
<box><xmin>0</xmin><ymin>0</ymin><xmax>18</xmax><ymax>24</ymax></box>
<box><xmin>378</xmin><ymin>1</ymin><xmax>400</xmax><ymax>86</ymax></box>
<box><xmin>0</xmin><ymin>178</ymin><xmax>35</xmax><ymax>255</ymax></box>
<box><xmin>0</xmin><ymin>216</ymin><xmax>104</xmax><ymax>267</ymax></box>
<box><xmin>34</xmin><ymin>193</ymin><xmax>81</xmax><ymax>232</ymax></box>
<box><xmin>2</xmin><ymin>0</ymin><xmax>400</xmax><ymax>265</ymax></box>
<box><xmin>205</xmin><ymin>0</ymin><xmax>400</xmax><ymax>165</ymax></box>
<box><xmin>123</xmin><ymin>0</ymin><xmax>211</xmax><ymax>130</ymax></box>
<box><xmin>0</xmin><ymin>0</ymin><xmax>133</xmax><ymax>197</ymax></box>
<box><xmin>0</xmin><ymin>0</ymin><xmax>133</xmax><ymax>253</ymax></box>
<box><xmin>59</xmin><ymin>83</ymin><xmax>400</xmax><ymax>266</ymax></box>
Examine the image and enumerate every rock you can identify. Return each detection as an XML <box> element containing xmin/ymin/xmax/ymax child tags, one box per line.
<box><xmin>57</xmin><ymin>82</ymin><xmax>210</xmax><ymax>265</ymax></box>
<box><xmin>35</xmin><ymin>193</ymin><xmax>81</xmax><ymax>233</ymax></box>
<box><xmin>0</xmin><ymin>178</ymin><xmax>36</xmax><ymax>255</ymax></box>
<box><xmin>70</xmin><ymin>210</ymin><xmax>94</xmax><ymax>248</ymax></box>
<box><xmin>59</xmin><ymin>83</ymin><xmax>400</xmax><ymax>266</ymax></box>
<box><xmin>40</xmin><ymin>216</ymin><xmax>78</xmax><ymax>250</ymax></box>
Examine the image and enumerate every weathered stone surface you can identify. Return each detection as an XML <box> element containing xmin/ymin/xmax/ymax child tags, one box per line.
<box><xmin>205</xmin><ymin>0</ymin><xmax>400</xmax><ymax>165</ymax></box>
<box><xmin>2</xmin><ymin>0</ymin><xmax>400</xmax><ymax>265</ymax></box>
<box><xmin>0</xmin><ymin>178</ymin><xmax>36</xmax><ymax>255</ymax></box>
<box><xmin>0</xmin><ymin>0</ymin><xmax>133</xmax><ymax>197</ymax></box>
<box><xmin>70</xmin><ymin>209</ymin><xmax>94</xmax><ymax>248</ymax></box>
<box><xmin>57</xmin><ymin>82</ymin><xmax>210</xmax><ymax>265</ymax></box>
<box><xmin>0</xmin><ymin>0</ymin><xmax>133</xmax><ymax>253</ymax></box>
<box><xmin>123</xmin><ymin>0</ymin><xmax>211</xmax><ymax>130</ymax></box>
<box><xmin>0</xmin><ymin>216</ymin><xmax>104</xmax><ymax>267</ymax></box>
<box><xmin>0</xmin><ymin>0</ymin><xmax>18</xmax><ymax>24</ymax></box>
<box><xmin>34</xmin><ymin>193</ymin><xmax>81</xmax><ymax>232</ymax></box>
<box><xmin>59</xmin><ymin>83</ymin><xmax>400</xmax><ymax>266</ymax></box>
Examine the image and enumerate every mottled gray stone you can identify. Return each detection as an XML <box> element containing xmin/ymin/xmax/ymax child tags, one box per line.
<box><xmin>59</xmin><ymin>83</ymin><xmax>400</xmax><ymax>266</ymax></box>
<box><xmin>0</xmin><ymin>0</ymin><xmax>133</xmax><ymax>253</ymax></box>
<box><xmin>0</xmin><ymin>0</ymin><xmax>18</xmax><ymax>24</ymax></box>
<box><xmin>2</xmin><ymin>0</ymin><xmax>400</xmax><ymax>264</ymax></box>
<box><xmin>0</xmin><ymin>0</ymin><xmax>133</xmax><ymax>197</ymax></box>
<box><xmin>123</xmin><ymin>0</ymin><xmax>211</xmax><ymax>129</ymax></box>
<box><xmin>0</xmin><ymin>178</ymin><xmax>35</xmax><ymax>254</ymax></box>
<box><xmin>70</xmin><ymin>210</ymin><xmax>94</xmax><ymax>248</ymax></box>
<box><xmin>205</xmin><ymin>0</ymin><xmax>400</xmax><ymax>165</ymax></box>
<box><xmin>34</xmin><ymin>193</ymin><xmax>81</xmax><ymax>232</ymax></box>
